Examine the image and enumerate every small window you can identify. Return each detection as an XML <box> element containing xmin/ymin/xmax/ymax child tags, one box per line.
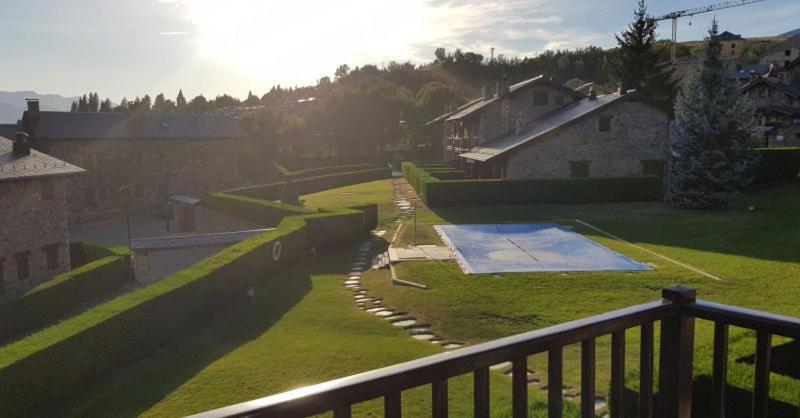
<box><xmin>533</xmin><ymin>90</ymin><xmax>548</xmax><ymax>106</ymax></box>
<box><xmin>44</xmin><ymin>244</ymin><xmax>59</xmax><ymax>270</ymax></box>
<box><xmin>569</xmin><ymin>161</ymin><xmax>590</xmax><ymax>178</ymax></box>
<box><xmin>15</xmin><ymin>251</ymin><xmax>30</xmax><ymax>280</ymax></box>
<box><xmin>554</xmin><ymin>95</ymin><xmax>564</xmax><ymax>106</ymax></box>
<box><xmin>641</xmin><ymin>160</ymin><xmax>666</xmax><ymax>177</ymax></box>
<box><xmin>0</xmin><ymin>257</ymin><xmax>5</xmax><ymax>295</ymax></box>
<box><xmin>41</xmin><ymin>178</ymin><xmax>55</xmax><ymax>200</ymax></box>
<box><xmin>786</xmin><ymin>50</ymin><xmax>792</xmax><ymax>57</ymax></box>
<box><xmin>599</xmin><ymin>116</ymin><xmax>612</xmax><ymax>132</ymax></box>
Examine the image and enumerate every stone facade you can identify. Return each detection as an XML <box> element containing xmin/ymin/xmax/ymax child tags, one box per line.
<box><xmin>743</xmin><ymin>61</ymin><xmax>800</xmax><ymax>147</ymax></box>
<box><xmin>758</xmin><ymin>35</ymin><xmax>800</xmax><ymax>68</ymax></box>
<box><xmin>0</xmin><ymin>177</ymin><xmax>71</xmax><ymax>300</ymax></box>
<box><xmin>504</xmin><ymin>101</ymin><xmax>669</xmax><ymax>178</ymax></box>
<box><xmin>35</xmin><ymin>138</ymin><xmax>246</xmax><ymax>224</ymax></box>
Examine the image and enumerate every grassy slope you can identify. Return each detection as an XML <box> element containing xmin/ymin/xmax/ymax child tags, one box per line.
<box><xmin>301</xmin><ymin>179</ymin><xmax>398</xmax><ymax>226</ymax></box>
<box><xmin>364</xmin><ymin>181</ymin><xmax>800</xmax><ymax>412</ymax></box>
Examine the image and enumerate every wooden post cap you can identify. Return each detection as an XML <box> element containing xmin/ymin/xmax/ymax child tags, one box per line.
<box><xmin>662</xmin><ymin>285</ymin><xmax>697</xmax><ymax>303</ymax></box>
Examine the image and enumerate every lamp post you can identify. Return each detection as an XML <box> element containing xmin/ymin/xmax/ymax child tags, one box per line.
<box><xmin>119</xmin><ymin>185</ymin><xmax>133</xmax><ymax>248</ymax></box>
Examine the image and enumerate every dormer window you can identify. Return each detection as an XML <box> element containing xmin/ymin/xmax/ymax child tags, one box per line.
<box><xmin>533</xmin><ymin>90</ymin><xmax>548</xmax><ymax>106</ymax></box>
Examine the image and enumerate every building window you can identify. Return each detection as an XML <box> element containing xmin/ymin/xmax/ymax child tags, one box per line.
<box><xmin>0</xmin><ymin>257</ymin><xmax>5</xmax><ymax>295</ymax></box>
<box><xmin>641</xmin><ymin>160</ymin><xmax>666</xmax><ymax>177</ymax></box>
<box><xmin>85</xmin><ymin>189</ymin><xmax>96</xmax><ymax>207</ymax></box>
<box><xmin>44</xmin><ymin>244</ymin><xmax>59</xmax><ymax>270</ymax></box>
<box><xmin>554</xmin><ymin>95</ymin><xmax>564</xmax><ymax>106</ymax></box>
<box><xmin>533</xmin><ymin>90</ymin><xmax>548</xmax><ymax>106</ymax></box>
<box><xmin>15</xmin><ymin>251</ymin><xmax>30</xmax><ymax>280</ymax></box>
<box><xmin>786</xmin><ymin>50</ymin><xmax>792</xmax><ymax>57</ymax></box>
<box><xmin>599</xmin><ymin>115</ymin><xmax>612</xmax><ymax>132</ymax></box>
<box><xmin>41</xmin><ymin>178</ymin><xmax>55</xmax><ymax>200</ymax></box>
<box><xmin>569</xmin><ymin>161</ymin><xmax>590</xmax><ymax>178</ymax></box>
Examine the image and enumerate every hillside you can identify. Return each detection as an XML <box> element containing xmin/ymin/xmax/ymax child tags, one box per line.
<box><xmin>0</xmin><ymin>91</ymin><xmax>76</xmax><ymax>123</ymax></box>
<box><xmin>781</xmin><ymin>28</ymin><xmax>800</xmax><ymax>37</ymax></box>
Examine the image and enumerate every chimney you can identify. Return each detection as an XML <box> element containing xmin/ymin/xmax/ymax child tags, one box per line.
<box><xmin>588</xmin><ymin>86</ymin><xmax>597</xmax><ymax>100</ymax></box>
<box><xmin>496</xmin><ymin>75</ymin><xmax>510</xmax><ymax>97</ymax></box>
<box><xmin>12</xmin><ymin>132</ymin><xmax>31</xmax><ymax>156</ymax></box>
<box><xmin>26</xmin><ymin>99</ymin><xmax>40</xmax><ymax>115</ymax></box>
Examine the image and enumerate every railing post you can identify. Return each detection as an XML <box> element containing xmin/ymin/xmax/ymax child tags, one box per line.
<box><xmin>657</xmin><ymin>286</ymin><xmax>696</xmax><ymax>418</ymax></box>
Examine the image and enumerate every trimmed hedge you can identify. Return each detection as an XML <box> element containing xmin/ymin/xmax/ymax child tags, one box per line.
<box><xmin>0</xmin><ymin>205</ymin><xmax>375</xmax><ymax>416</ymax></box>
<box><xmin>0</xmin><ymin>244</ymin><xmax>131</xmax><ymax>343</ymax></box>
<box><xmin>753</xmin><ymin>148</ymin><xmax>800</xmax><ymax>184</ymax></box>
<box><xmin>402</xmin><ymin>161</ymin><xmax>663</xmax><ymax>207</ymax></box>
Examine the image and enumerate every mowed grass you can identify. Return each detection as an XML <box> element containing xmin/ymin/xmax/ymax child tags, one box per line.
<box><xmin>302</xmin><ymin>179</ymin><xmax>398</xmax><ymax>225</ymax></box>
<box><xmin>362</xmin><ymin>180</ymin><xmax>800</xmax><ymax>414</ymax></box>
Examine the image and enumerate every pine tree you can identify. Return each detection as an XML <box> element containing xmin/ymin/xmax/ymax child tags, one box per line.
<box><xmin>100</xmin><ymin>98</ymin><xmax>112</xmax><ymax>112</ymax></box>
<box><xmin>70</xmin><ymin>101</ymin><xmax>78</xmax><ymax>112</ymax></box>
<box><xmin>141</xmin><ymin>94</ymin><xmax>152</xmax><ymax>112</ymax></box>
<box><xmin>88</xmin><ymin>92</ymin><xmax>100</xmax><ymax>112</ymax></box>
<box><xmin>665</xmin><ymin>19</ymin><xmax>758</xmax><ymax>210</ymax></box>
<box><xmin>176</xmin><ymin>89</ymin><xmax>187</xmax><ymax>113</ymax></box>
<box><xmin>153</xmin><ymin>93</ymin><xmax>166</xmax><ymax>113</ymax></box>
<box><xmin>606</xmin><ymin>0</ymin><xmax>676</xmax><ymax>111</ymax></box>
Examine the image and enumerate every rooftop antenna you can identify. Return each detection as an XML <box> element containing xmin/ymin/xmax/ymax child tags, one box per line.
<box><xmin>648</xmin><ymin>0</ymin><xmax>766</xmax><ymax>61</ymax></box>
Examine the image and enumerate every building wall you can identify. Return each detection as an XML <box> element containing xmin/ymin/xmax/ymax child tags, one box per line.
<box><xmin>505</xmin><ymin>100</ymin><xmax>669</xmax><ymax>179</ymax></box>
<box><xmin>0</xmin><ymin>177</ymin><xmax>71</xmax><ymax>299</ymax></box>
<box><xmin>35</xmin><ymin>138</ymin><xmax>246</xmax><ymax>224</ymax></box>
<box><xmin>745</xmin><ymin>83</ymin><xmax>799</xmax><ymax>108</ymax></box>
<box><xmin>478</xmin><ymin>86</ymin><xmax>578</xmax><ymax>143</ymax></box>
<box><xmin>759</xmin><ymin>37</ymin><xmax>800</xmax><ymax>67</ymax></box>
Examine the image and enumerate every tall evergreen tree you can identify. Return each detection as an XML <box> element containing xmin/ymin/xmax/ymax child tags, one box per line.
<box><xmin>88</xmin><ymin>92</ymin><xmax>100</xmax><ymax>112</ymax></box>
<box><xmin>141</xmin><ymin>94</ymin><xmax>152</xmax><ymax>112</ymax></box>
<box><xmin>176</xmin><ymin>89</ymin><xmax>187</xmax><ymax>113</ymax></box>
<box><xmin>70</xmin><ymin>101</ymin><xmax>78</xmax><ymax>112</ymax></box>
<box><xmin>665</xmin><ymin>19</ymin><xmax>758</xmax><ymax>209</ymax></box>
<box><xmin>244</xmin><ymin>90</ymin><xmax>260</xmax><ymax>106</ymax></box>
<box><xmin>606</xmin><ymin>0</ymin><xmax>676</xmax><ymax>111</ymax></box>
<box><xmin>100</xmin><ymin>98</ymin><xmax>113</xmax><ymax>112</ymax></box>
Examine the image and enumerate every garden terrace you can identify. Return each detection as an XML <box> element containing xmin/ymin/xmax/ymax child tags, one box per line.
<box><xmin>196</xmin><ymin>286</ymin><xmax>800</xmax><ymax>418</ymax></box>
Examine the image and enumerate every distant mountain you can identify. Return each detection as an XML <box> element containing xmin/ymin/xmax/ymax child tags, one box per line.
<box><xmin>781</xmin><ymin>28</ymin><xmax>800</xmax><ymax>37</ymax></box>
<box><xmin>0</xmin><ymin>91</ymin><xmax>77</xmax><ymax>123</ymax></box>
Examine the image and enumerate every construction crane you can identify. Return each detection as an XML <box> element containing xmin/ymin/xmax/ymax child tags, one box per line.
<box><xmin>648</xmin><ymin>0</ymin><xmax>767</xmax><ymax>61</ymax></box>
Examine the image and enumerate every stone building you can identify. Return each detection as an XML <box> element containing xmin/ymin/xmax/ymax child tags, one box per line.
<box><xmin>0</xmin><ymin>134</ymin><xmax>83</xmax><ymax>300</ymax></box>
<box><xmin>18</xmin><ymin>100</ymin><xmax>248</xmax><ymax>224</ymax></box>
<box><xmin>758</xmin><ymin>34</ymin><xmax>800</xmax><ymax>68</ymax></box>
<box><xmin>742</xmin><ymin>58</ymin><xmax>800</xmax><ymax>147</ymax></box>
<box><xmin>430</xmin><ymin>75</ymin><xmax>669</xmax><ymax>179</ymax></box>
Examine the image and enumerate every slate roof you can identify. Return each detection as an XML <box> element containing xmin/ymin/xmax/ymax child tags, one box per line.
<box><xmin>742</xmin><ymin>77</ymin><xmax>800</xmax><ymax>98</ymax></box>
<box><xmin>718</xmin><ymin>31</ymin><xmax>743</xmax><ymax>41</ymax></box>
<box><xmin>0</xmin><ymin>136</ymin><xmax>84</xmax><ymax>182</ymax></box>
<box><xmin>24</xmin><ymin>111</ymin><xmax>248</xmax><ymax>140</ymax></box>
<box><xmin>727</xmin><ymin>64</ymin><xmax>769</xmax><ymax>81</ymax></box>
<box><xmin>130</xmin><ymin>229</ymin><xmax>273</xmax><ymax>250</ymax></box>
<box><xmin>425</xmin><ymin>98</ymin><xmax>483</xmax><ymax>126</ymax></box>
<box><xmin>442</xmin><ymin>75</ymin><xmax>586</xmax><ymax>122</ymax></box>
<box><xmin>0</xmin><ymin>124</ymin><xmax>20</xmax><ymax>139</ymax></box>
<box><xmin>459</xmin><ymin>92</ymin><xmax>632</xmax><ymax>162</ymax></box>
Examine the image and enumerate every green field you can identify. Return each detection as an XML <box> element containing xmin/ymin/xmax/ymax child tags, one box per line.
<box><xmin>54</xmin><ymin>179</ymin><xmax>800</xmax><ymax>416</ymax></box>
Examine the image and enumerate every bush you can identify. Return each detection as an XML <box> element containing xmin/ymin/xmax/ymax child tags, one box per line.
<box><xmin>753</xmin><ymin>148</ymin><xmax>800</xmax><ymax>184</ymax></box>
<box><xmin>0</xmin><ymin>244</ymin><xmax>131</xmax><ymax>343</ymax></box>
<box><xmin>402</xmin><ymin>162</ymin><xmax>663</xmax><ymax>207</ymax></box>
<box><xmin>0</xmin><ymin>205</ymin><xmax>377</xmax><ymax>416</ymax></box>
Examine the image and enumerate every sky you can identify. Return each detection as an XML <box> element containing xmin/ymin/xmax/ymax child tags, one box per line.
<box><xmin>1</xmin><ymin>0</ymin><xmax>798</xmax><ymax>101</ymax></box>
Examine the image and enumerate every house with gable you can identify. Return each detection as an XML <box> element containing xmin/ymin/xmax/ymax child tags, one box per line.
<box><xmin>742</xmin><ymin>57</ymin><xmax>800</xmax><ymax>147</ymax></box>
<box><xmin>430</xmin><ymin>75</ymin><xmax>670</xmax><ymax>179</ymax></box>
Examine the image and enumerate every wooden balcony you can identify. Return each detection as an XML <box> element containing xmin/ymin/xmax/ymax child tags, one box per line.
<box><xmin>191</xmin><ymin>286</ymin><xmax>800</xmax><ymax>418</ymax></box>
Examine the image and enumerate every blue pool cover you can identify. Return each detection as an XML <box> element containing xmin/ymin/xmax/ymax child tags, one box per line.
<box><xmin>434</xmin><ymin>223</ymin><xmax>650</xmax><ymax>274</ymax></box>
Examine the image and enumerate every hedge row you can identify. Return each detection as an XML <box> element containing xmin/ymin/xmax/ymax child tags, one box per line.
<box><xmin>225</xmin><ymin>166</ymin><xmax>393</xmax><ymax>201</ymax></box>
<box><xmin>280</xmin><ymin>163</ymin><xmax>389</xmax><ymax>181</ymax></box>
<box><xmin>0</xmin><ymin>204</ymin><xmax>376</xmax><ymax>416</ymax></box>
<box><xmin>753</xmin><ymin>148</ymin><xmax>800</xmax><ymax>184</ymax></box>
<box><xmin>402</xmin><ymin>162</ymin><xmax>663</xmax><ymax>207</ymax></box>
<box><xmin>0</xmin><ymin>244</ymin><xmax>132</xmax><ymax>343</ymax></box>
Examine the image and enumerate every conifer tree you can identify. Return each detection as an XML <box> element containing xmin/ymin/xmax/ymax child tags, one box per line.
<box><xmin>665</xmin><ymin>19</ymin><xmax>758</xmax><ymax>209</ymax></box>
<box><xmin>100</xmin><ymin>98</ymin><xmax>113</xmax><ymax>112</ymax></box>
<box><xmin>88</xmin><ymin>92</ymin><xmax>100</xmax><ymax>112</ymax></box>
<box><xmin>176</xmin><ymin>89</ymin><xmax>187</xmax><ymax>113</ymax></box>
<box><xmin>70</xmin><ymin>101</ymin><xmax>78</xmax><ymax>112</ymax></box>
<box><xmin>153</xmin><ymin>93</ymin><xmax>166</xmax><ymax>113</ymax></box>
<box><xmin>607</xmin><ymin>0</ymin><xmax>676</xmax><ymax>111</ymax></box>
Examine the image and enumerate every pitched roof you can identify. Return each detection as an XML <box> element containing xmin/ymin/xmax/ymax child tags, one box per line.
<box><xmin>0</xmin><ymin>124</ymin><xmax>19</xmax><ymax>139</ymax></box>
<box><xmin>0</xmin><ymin>136</ymin><xmax>84</xmax><ymax>182</ymax></box>
<box><xmin>742</xmin><ymin>77</ymin><xmax>800</xmax><ymax>98</ymax></box>
<box><xmin>718</xmin><ymin>31</ymin><xmax>743</xmax><ymax>41</ymax></box>
<box><xmin>25</xmin><ymin>111</ymin><xmax>248</xmax><ymax>140</ymax></box>
<box><xmin>425</xmin><ymin>98</ymin><xmax>483</xmax><ymax>126</ymax></box>
<box><xmin>459</xmin><ymin>92</ymin><xmax>636</xmax><ymax>162</ymax></box>
<box><xmin>727</xmin><ymin>64</ymin><xmax>769</xmax><ymax>81</ymax></box>
<box><xmin>437</xmin><ymin>75</ymin><xmax>585</xmax><ymax>123</ymax></box>
<box><xmin>130</xmin><ymin>229</ymin><xmax>272</xmax><ymax>250</ymax></box>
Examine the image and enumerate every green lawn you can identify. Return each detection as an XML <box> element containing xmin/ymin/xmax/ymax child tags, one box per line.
<box><xmin>362</xmin><ymin>180</ymin><xmax>800</xmax><ymax>415</ymax></box>
<box><xmin>302</xmin><ymin>179</ymin><xmax>399</xmax><ymax>226</ymax></box>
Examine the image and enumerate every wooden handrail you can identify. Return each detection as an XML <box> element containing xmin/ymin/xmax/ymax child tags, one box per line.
<box><xmin>190</xmin><ymin>287</ymin><xmax>800</xmax><ymax>418</ymax></box>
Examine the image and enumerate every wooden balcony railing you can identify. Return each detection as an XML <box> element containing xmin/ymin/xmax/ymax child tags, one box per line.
<box><xmin>191</xmin><ymin>286</ymin><xmax>800</xmax><ymax>418</ymax></box>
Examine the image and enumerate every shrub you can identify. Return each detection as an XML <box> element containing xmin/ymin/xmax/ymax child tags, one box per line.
<box><xmin>753</xmin><ymin>148</ymin><xmax>800</xmax><ymax>184</ymax></box>
<box><xmin>402</xmin><ymin>162</ymin><xmax>663</xmax><ymax>207</ymax></box>
<box><xmin>0</xmin><ymin>244</ymin><xmax>132</xmax><ymax>343</ymax></box>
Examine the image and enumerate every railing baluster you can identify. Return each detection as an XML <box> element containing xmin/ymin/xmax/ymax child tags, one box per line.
<box><xmin>474</xmin><ymin>367</ymin><xmax>490</xmax><ymax>418</ymax></box>
<box><xmin>752</xmin><ymin>331</ymin><xmax>772</xmax><ymax>418</ymax></box>
<box><xmin>711</xmin><ymin>323</ymin><xmax>728</xmax><ymax>418</ymax></box>
<box><xmin>385</xmin><ymin>391</ymin><xmax>401</xmax><ymax>418</ymax></box>
<box><xmin>333</xmin><ymin>403</ymin><xmax>351</xmax><ymax>418</ymax></box>
<box><xmin>513</xmin><ymin>356</ymin><xmax>528</xmax><ymax>418</ymax></box>
<box><xmin>610</xmin><ymin>330</ymin><xmax>626</xmax><ymax>418</ymax></box>
<box><xmin>549</xmin><ymin>347</ymin><xmax>564</xmax><ymax>418</ymax></box>
<box><xmin>433</xmin><ymin>379</ymin><xmax>448</xmax><ymax>418</ymax></box>
<box><xmin>658</xmin><ymin>286</ymin><xmax>696</xmax><ymax>418</ymax></box>
<box><xmin>639</xmin><ymin>322</ymin><xmax>654</xmax><ymax>418</ymax></box>
<box><xmin>581</xmin><ymin>339</ymin><xmax>596</xmax><ymax>418</ymax></box>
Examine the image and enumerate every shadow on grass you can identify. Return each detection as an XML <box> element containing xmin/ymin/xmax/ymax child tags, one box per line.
<box><xmin>692</xmin><ymin>375</ymin><xmax>799</xmax><ymax>418</ymax></box>
<box><xmin>65</xmin><ymin>259</ymin><xmax>317</xmax><ymax>417</ymax></box>
<box><xmin>737</xmin><ymin>340</ymin><xmax>800</xmax><ymax>380</ymax></box>
<box><xmin>420</xmin><ymin>180</ymin><xmax>800</xmax><ymax>265</ymax></box>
